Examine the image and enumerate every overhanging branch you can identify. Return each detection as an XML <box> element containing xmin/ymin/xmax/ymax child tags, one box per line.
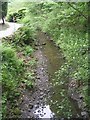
<box><xmin>67</xmin><ymin>2</ymin><xmax>87</xmax><ymax>20</ymax></box>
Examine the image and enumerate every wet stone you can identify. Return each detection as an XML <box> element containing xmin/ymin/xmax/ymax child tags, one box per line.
<box><xmin>40</xmin><ymin>114</ymin><xmax>44</xmax><ymax>117</ymax></box>
<box><xmin>28</xmin><ymin>109</ymin><xmax>31</xmax><ymax>112</ymax></box>
<box><xmin>36</xmin><ymin>76</ymin><xmax>40</xmax><ymax>79</ymax></box>
<box><xmin>47</xmin><ymin>89</ymin><xmax>50</xmax><ymax>92</ymax></box>
<box><xmin>81</xmin><ymin>111</ymin><xmax>88</xmax><ymax>117</ymax></box>
<box><xmin>79</xmin><ymin>95</ymin><xmax>83</xmax><ymax>99</ymax></box>
<box><xmin>36</xmin><ymin>101</ymin><xmax>40</xmax><ymax>104</ymax></box>
<box><xmin>40</xmin><ymin>92</ymin><xmax>43</xmax><ymax>95</ymax></box>
<box><xmin>39</xmin><ymin>88</ymin><xmax>43</xmax><ymax>91</ymax></box>
<box><xmin>41</xmin><ymin>68</ymin><xmax>44</xmax><ymax>71</ymax></box>
<box><xmin>44</xmin><ymin>89</ymin><xmax>47</xmax><ymax>91</ymax></box>
<box><xmin>38</xmin><ymin>110</ymin><xmax>41</xmax><ymax>113</ymax></box>
<box><xmin>42</xmin><ymin>42</ymin><xmax>46</xmax><ymax>45</ymax></box>
<box><xmin>34</xmin><ymin>105</ymin><xmax>39</xmax><ymax>109</ymax></box>
<box><xmin>29</xmin><ymin>104</ymin><xmax>33</xmax><ymax>109</ymax></box>
<box><xmin>39</xmin><ymin>96</ymin><xmax>43</xmax><ymax>100</ymax></box>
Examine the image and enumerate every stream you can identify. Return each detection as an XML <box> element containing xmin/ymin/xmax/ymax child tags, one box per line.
<box><xmin>20</xmin><ymin>31</ymin><xmax>83</xmax><ymax>119</ymax></box>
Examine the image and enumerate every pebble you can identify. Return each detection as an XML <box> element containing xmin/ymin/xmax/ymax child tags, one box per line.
<box><xmin>39</xmin><ymin>88</ymin><xmax>43</xmax><ymax>91</ymax></box>
<box><xmin>44</xmin><ymin>89</ymin><xmax>47</xmax><ymax>91</ymax></box>
<box><xmin>40</xmin><ymin>96</ymin><xmax>43</xmax><ymax>100</ymax></box>
<box><xmin>37</xmin><ymin>76</ymin><xmax>40</xmax><ymax>79</ymax></box>
<box><xmin>36</xmin><ymin>101</ymin><xmax>40</xmax><ymax>104</ymax></box>
<box><xmin>79</xmin><ymin>95</ymin><xmax>83</xmax><ymax>99</ymax></box>
<box><xmin>34</xmin><ymin>105</ymin><xmax>39</xmax><ymax>109</ymax></box>
<box><xmin>29</xmin><ymin>104</ymin><xmax>33</xmax><ymax>109</ymax></box>
<box><xmin>38</xmin><ymin>110</ymin><xmax>41</xmax><ymax>113</ymax></box>
<box><xmin>52</xmin><ymin>92</ymin><xmax>55</xmax><ymax>95</ymax></box>
<box><xmin>28</xmin><ymin>109</ymin><xmax>31</xmax><ymax>112</ymax></box>
<box><xmin>81</xmin><ymin>111</ymin><xmax>88</xmax><ymax>117</ymax></box>
<box><xmin>42</xmin><ymin>43</ymin><xmax>46</xmax><ymax>45</ymax></box>
<box><xmin>40</xmin><ymin>92</ymin><xmax>43</xmax><ymax>95</ymax></box>
<box><xmin>47</xmin><ymin>89</ymin><xmax>50</xmax><ymax>92</ymax></box>
<box><xmin>41</xmin><ymin>68</ymin><xmax>44</xmax><ymax>71</ymax></box>
<box><xmin>40</xmin><ymin>114</ymin><xmax>44</xmax><ymax>117</ymax></box>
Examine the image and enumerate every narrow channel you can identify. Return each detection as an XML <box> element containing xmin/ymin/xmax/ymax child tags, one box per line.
<box><xmin>34</xmin><ymin>31</ymin><xmax>81</xmax><ymax>119</ymax></box>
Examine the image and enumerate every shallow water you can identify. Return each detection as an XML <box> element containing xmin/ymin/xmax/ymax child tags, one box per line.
<box><xmin>35</xmin><ymin>31</ymin><xmax>81</xmax><ymax>119</ymax></box>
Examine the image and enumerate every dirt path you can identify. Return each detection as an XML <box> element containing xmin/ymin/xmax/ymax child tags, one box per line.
<box><xmin>0</xmin><ymin>21</ymin><xmax>22</xmax><ymax>39</ymax></box>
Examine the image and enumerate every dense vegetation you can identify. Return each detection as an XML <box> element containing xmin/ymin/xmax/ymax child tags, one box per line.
<box><xmin>1</xmin><ymin>0</ymin><xmax>89</xmax><ymax>118</ymax></box>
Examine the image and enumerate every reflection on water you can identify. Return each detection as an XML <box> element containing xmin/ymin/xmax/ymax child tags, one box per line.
<box><xmin>34</xmin><ymin>105</ymin><xmax>55</xmax><ymax>119</ymax></box>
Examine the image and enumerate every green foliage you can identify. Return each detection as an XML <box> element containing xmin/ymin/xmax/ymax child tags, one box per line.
<box><xmin>23</xmin><ymin>79</ymin><xmax>33</xmax><ymax>89</ymax></box>
<box><xmin>7</xmin><ymin>8</ymin><xmax>26</xmax><ymax>22</ymax></box>
<box><xmin>1</xmin><ymin>44</ymin><xmax>24</xmax><ymax>117</ymax></box>
<box><xmin>6</xmin><ymin>13</ymin><xmax>13</xmax><ymax>22</ymax></box>
<box><xmin>24</xmin><ymin>46</ymin><xmax>34</xmax><ymax>56</ymax></box>
<box><xmin>1</xmin><ymin>15</ymin><xmax>36</xmax><ymax>116</ymax></box>
<box><xmin>28</xmin><ymin>59</ymin><xmax>36</xmax><ymax>66</ymax></box>
<box><xmin>10</xmin><ymin>25</ymin><xmax>36</xmax><ymax>47</ymax></box>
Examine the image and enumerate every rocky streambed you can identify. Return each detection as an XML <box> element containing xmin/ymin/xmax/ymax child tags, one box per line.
<box><xmin>20</xmin><ymin>30</ymin><xmax>89</xmax><ymax>119</ymax></box>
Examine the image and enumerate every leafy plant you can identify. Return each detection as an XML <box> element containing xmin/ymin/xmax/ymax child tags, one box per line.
<box><xmin>1</xmin><ymin>44</ymin><xmax>24</xmax><ymax>117</ymax></box>
<box><xmin>24</xmin><ymin>46</ymin><xmax>34</xmax><ymax>56</ymax></box>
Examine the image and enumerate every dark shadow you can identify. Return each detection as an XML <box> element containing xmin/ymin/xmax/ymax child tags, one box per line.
<box><xmin>0</xmin><ymin>23</ymin><xmax>10</xmax><ymax>31</ymax></box>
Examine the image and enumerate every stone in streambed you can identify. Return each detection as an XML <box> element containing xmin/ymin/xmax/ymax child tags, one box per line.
<box><xmin>39</xmin><ymin>88</ymin><xmax>43</xmax><ymax>91</ymax></box>
<box><xmin>34</xmin><ymin>105</ymin><xmax>39</xmax><ymax>109</ymax></box>
<box><xmin>81</xmin><ymin>111</ymin><xmax>89</xmax><ymax>118</ymax></box>
<box><xmin>29</xmin><ymin>104</ymin><xmax>33</xmax><ymax>109</ymax></box>
<box><xmin>36</xmin><ymin>101</ymin><xmax>40</xmax><ymax>104</ymax></box>
<box><xmin>38</xmin><ymin>110</ymin><xmax>41</xmax><ymax>113</ymax></box>
<box><xmin>40</xmin><ymin>92</ymin><xmax>43</xmax><ymax>95</ymax></box>
<box><xmin>36</xmin><ymin>76</ymin><xmax>40</xmax><ymax>79</ymax></box>
<box><xmin>47</xmin><ymin>89</ymin><xmax>50</xmax><ymax>92</ymax></box>
<box><xmin>40</xmin><ymin>96</ymin><xmax>43</xmax><ymax>100</ymax></box>
<box><xmin>28</xmin><ymin>109</ymin><xmax>31</xmax><ymax>112</ymax></box>
<box><xmin>42</xmin><ymin>42</ymin><xmax>46</xmax><ymax>45</ymax></box>
<box><xmin>79</xmin><ymin>95</ymin><xmax>83</xmax><ymax>99</ymax></box>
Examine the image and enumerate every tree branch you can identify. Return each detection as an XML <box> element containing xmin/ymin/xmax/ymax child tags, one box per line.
<box><xmin>67</xmin><ymin>2</ymin><xmax>87</xmax><ymax>20</ymax></box>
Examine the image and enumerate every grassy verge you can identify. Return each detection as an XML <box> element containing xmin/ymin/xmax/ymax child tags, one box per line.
<box><xmin>1</xmin><ymin>24</ymin><xmax>36</xmax><ymax>118</ymax></box>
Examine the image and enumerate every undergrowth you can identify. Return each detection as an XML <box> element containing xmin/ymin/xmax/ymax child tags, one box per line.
<box><xmin>2</xmin><ymin>24</ymin><xmax>36</xmax><ymax>118</ymax></box>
